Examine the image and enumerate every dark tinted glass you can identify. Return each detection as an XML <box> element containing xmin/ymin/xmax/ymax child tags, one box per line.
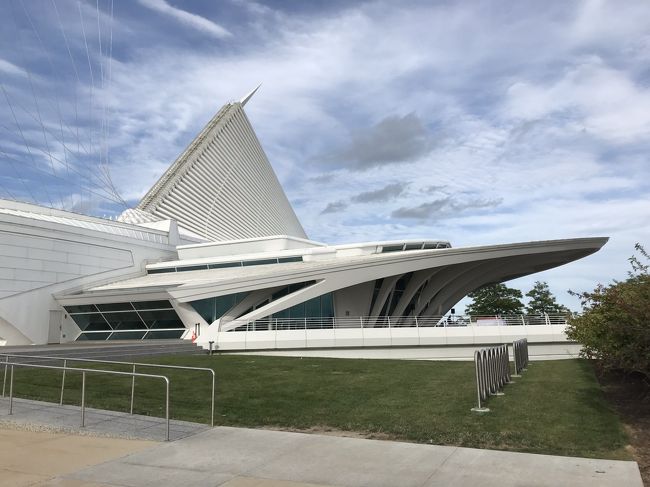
<box><xmin>144</xmin><ymin>329</ymin><xmax>185</xmax><ymax>339</ymax></box>
<box><xmin>147</xmin><ymin>268</ymin><xmax>176</xmax><ymax>274</ymax></box>
<box><xmin>77</xmin><ymin>332</ymin><xmax>112</xmax><ymax>340</ymax></box>
<box><xmin>64</xmin><ymin>304</ymin><xmax>98</xmax><ymax>314</ymax></box>
<box><xmin>243</xmin><ymin>259</ymin><xmax>277</xmax><ymax>266</ymax></box>
<box><xmin>102</xmin><ymin>312</ymin><xmax>146</xmax><ymax>330</ymax></box>
<box><xmin>138</xmin><ymin>309</ymin><xmax>184</xmax><ymax>329</ymax></box>
<box><xmin>381</xmin><ymin>245</ymin><xmax>403</xmax><ymax>253</ymax></box>
<box><xmin>278</xmin><ymin>256</ymin><xmax>302</xmax><ymax>263</ymax></box>
<box><xmin>108</xmin><ymin>330</ymin><xmax>147</xmax><ymax>340</ymax></box>
<box><xmin>177</xmin><ymin>265</ymin><xmax>209</xmax><ymax>272</ymax></box>
<box><xmin>72</xmin><ymin>313</ymin><xmax>110</xmax><ymax>331</ymax></box>
<box><xmin>208</xmin><ymin>262</ymin><xmax>242</xmax><ymax>269</ymax></box>
<box><xmin>96</xmin><ymin>302</ymin><xmax>134</xmax><ymax>312</ymax></box>
<box><xmin>132</xmin><ymin>300</ymin><xmax>172</xmax><ymax>310</ymax></box>
<box><xmin>404</xmin><ymin>243</ymin><xmax>422</xmax><ymax>250</ymax></box>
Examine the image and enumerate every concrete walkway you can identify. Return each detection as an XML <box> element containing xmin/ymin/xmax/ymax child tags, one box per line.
<box><xmin>0</xmin><ymin>398</ymin><xmax>643</xmax><ymax>487</ymax></box>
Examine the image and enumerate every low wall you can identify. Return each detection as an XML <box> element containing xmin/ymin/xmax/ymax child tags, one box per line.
<box><xmin>204</xmin><ymin>324</ymin><xmax>579</xmax><ymax>360</ymax></box>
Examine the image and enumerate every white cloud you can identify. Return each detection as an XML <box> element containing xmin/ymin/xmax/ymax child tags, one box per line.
<box><xmin>137</xmin><ymin>0</ymin><xmax>232</xmax><ymax>39</ymax></box>
<box><xmin>0</xmin><ymin>58</ymin><xmax>26</xmax><ymax>77</ymax></box>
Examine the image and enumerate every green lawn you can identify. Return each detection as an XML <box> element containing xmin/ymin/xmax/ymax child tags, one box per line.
<box><xmin>4</xmin><ymin>355</ymin><xmax>629</xmax><ymax>459</ymax></box>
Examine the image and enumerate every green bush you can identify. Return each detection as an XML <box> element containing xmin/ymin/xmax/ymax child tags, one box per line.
<box><xmin>566</xmin><ymin>244</ymin><xmax>650</xmax><ymax>381</ymax></box>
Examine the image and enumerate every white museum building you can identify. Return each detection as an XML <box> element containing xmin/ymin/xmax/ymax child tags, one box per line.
<box><xmin>0</xmin><ymin>89</ymin><xmax>607</xmax><ymax>355</ymax></box>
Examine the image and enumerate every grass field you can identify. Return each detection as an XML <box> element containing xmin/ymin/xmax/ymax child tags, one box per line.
<box><xmin>3</xmin><ymin>355</ymin><xmax>629</xmax><ymax>460</ymax></box>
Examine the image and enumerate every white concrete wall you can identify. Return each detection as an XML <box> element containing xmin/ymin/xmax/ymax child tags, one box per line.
<box><xmin>0</xmin><ymin>231</ymin><xmax>133</xmax><ymax>299</ymax></box>
<box><xmin>206</xmin><ymin>324</ymin><xmax>572</xmax><ymax>354</ymax></box>
<box><xmin>0</xmin><ymin>213</ymin><xmax>177</xmax><ymax>345</ymax></box>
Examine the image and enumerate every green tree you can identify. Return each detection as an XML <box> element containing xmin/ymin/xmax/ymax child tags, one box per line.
<box><xmin>465</xmin><ymin>283</ymin><xmax>524</xmax><ymax>315</ymax></box>
<box><xmin>525</xmin><ymin>281</ymin><xmax>569</xmax><ymax>314</ymax></box>
<box><xmin>566</xmin><ymin>244</ymin><xmax>650</xmax><ymax>380</ymax></box>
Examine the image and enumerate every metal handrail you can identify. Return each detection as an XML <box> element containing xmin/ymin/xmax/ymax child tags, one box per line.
<box><xmin>224</xmin><ymin>314</ymin><xmax>570</xmax><ymax>332</ymax></box>
<box><xmin>3</xmin><ymin>361</ymin><xmax>172</xmax><ymax>441</ymax></box>
<box><xmin>1</xmin><ymin>353</ymin><xmax>215</xmax><ymax>427</ymax></box>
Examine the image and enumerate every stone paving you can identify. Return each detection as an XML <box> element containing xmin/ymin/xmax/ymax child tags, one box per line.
<box><xmin>0</xmin><ymin>397</ymin><xmax>644</xmax><ymax>487</ymax></box>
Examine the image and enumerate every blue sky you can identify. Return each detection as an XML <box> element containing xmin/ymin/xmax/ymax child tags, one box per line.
<box><xmin>1</xmin><ymin>0</ymin><xmax>649</xmax><ymax>311</ymax></box>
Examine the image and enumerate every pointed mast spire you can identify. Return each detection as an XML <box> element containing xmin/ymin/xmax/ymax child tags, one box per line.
<box><xmin>240</xmin><ymin>83</ymin><xmax>262</xmax><ymax>106</ymax></box>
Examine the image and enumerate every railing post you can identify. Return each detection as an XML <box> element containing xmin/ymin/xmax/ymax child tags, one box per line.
<box><xmin>210</xmin><ymin>370</ymin><xmax>215</xmax><ymax>428</ymax></box>
<box><xmin>521</xmin><ymin>315</ymin><xmax>526</xmax><ymax>326</ymax></box>
<box><xmin>81</xmin><ymin>371</ymin><xmax>86</xmax><ymax>427</ymax></box>
<box><xmin>414</xmin><ymin>316</ymin><xmax>419</xmax><ymax>327</ymax></box>
<box><xmin>387</xmin><ymin>316</ymin><xmax>391</xmax><ymax>328</ymax></box>
<box><xmin>130</xmin><ymin>363</ymin><xmax>136</xmax><ymax>415</ymax></box>
<box><xmin>359</xmin><ymin>316</ymin><xmax>363</xmax><ymax>328</ymax></box>
<box><xmin>2</xmin><ymin>355</ymin><xmax>8</xmax><ymax>397</ymax></box>
<box><xmin>60</xmin><ymin>359</ymin><xmax>67</xmax><ymax>405</ymax></box>
<box><xmin>165</xmin><ymin>378</ymin><xmax>170</xmax><ymax>441</ymax></box>
<box><xmin>8</xmin><ymin>365</ymin><xmax>14</xmax><ymax>415</ymax></box>
<box><xmin>544</xmin><ymin>313</ymin><xmax>551</xmax><ymax>326</ymax></box>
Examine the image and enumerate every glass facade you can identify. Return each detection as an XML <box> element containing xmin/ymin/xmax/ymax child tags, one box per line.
<box><xmin>148</xmin><ymin>256</ymin><xmax>304</xmax><ymax>274</ymax></box>
<box><xmin>65</xmin><ymin>300</ymin><xmax>185</xmax><ymax>341</ymax></box>
<box><xmin>190</xmin><ymin>293</ymin><xmax>248</xmax><ymax>324</ymax></box>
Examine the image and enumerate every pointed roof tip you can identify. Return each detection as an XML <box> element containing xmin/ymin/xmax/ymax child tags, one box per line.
<box><xmin>240</xmin><ymin>83</ymin><xmax>262</xmax><ymax>106</ymax></box>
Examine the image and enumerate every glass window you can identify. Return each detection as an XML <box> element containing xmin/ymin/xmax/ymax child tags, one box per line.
<box><xmin>77</xmin><ymin>332</ymin><xmax>112</xmax><ymax>340</ymax></box>
<box><xmin>423</xmin><ymin>243</ymin><xmax>438</xmax><ymax>249</ymax></box>
<box><xmin>404</xmin><ymin>243</ymin><xmax>422</xmax><ymax>251</ymax></box>
<box><xmin>321</xmin><ymin>293</ymin><xmax>334</xmax><ymax>318</ymax></box>
<box><xmin>304</xmin><ymin>297</ymin><xmax>321</xmax><ymax>319</ymax></box>
<box><xmin>108</xmin><ymin>330</ymin><xmax>147</xmax><ymax>340</ymax></box>
<box><xmin>147</xmin><ymin>268</ymin><xmax>176</xmax><ymax>274</ymax></box>
<box><xmin>72</xmin><ymin>313</ymin><xmax>110</xmax><ymax>331</ymax></box>
<box><xmin>144</xmin><ymin>329</ymin><xmax>185</xmax><ymax>339</ymax></box>
<box><xmin>381</xmin><ymin>244</ymin><xmax>404</xmax><ymax>253</ymax></box>
<box><xmin>177</xmin><ymin>265</ymin><xmax>209</xmax><ymax>272</ymax></box>
<box><xmin>208</xmin><ymin>262</ymin><xmax>242</xmax><ymax>269</ymax></box>
<box><xmin>64</xmin><ymin>304</ymin><xmax>98</xmax><ymax>314</ymax></box>
<box><xmin>243</xmin><ymin>259</ymin><xmax>277</xmax><ymax>266</ymax></box>
<box><xmin>138</xmin><ymin>309</ymin><xmax>184</xmax><ymax>329</ymax></box>
<box><xmin>278</xmin><ymin>256</ymin><xmax>302</xmax><ymax>263</ymax></box>
<box><xmin>96</xmin><ymin>302</ymin><xmax>134</xmax><ymax>312</ymax></box>
<box><xmin>132</xmin><ymin>300</ymin><xmax>173</xmax><ymax>310</ymax></box>
<box><xmin>102</xmin><ymin>312</ymin><xmax>146</xmax><ymax>330</ymax></box>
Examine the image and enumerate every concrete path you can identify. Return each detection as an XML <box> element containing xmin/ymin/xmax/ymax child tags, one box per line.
<box><xmin>0</xmin><ymin>397</ymin><xmax>209</xmax><ymax>441</ymax></box>
<box><xmin>0</xmin><ymin>398</ymin><xmax>643</xmax><ymax>487</ymax></box>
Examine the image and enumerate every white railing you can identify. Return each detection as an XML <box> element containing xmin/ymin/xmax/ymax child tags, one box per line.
<box><xmin>224</xmin><ymin>314</ymin><xmax>569</xmax><ymax>332</ymax></box>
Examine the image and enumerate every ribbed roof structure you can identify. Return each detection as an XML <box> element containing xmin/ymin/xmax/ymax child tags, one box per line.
<box><xmin>137</xmin><ymin>99</ymin><xmax>307</xmax><ymax>242</ymax></box>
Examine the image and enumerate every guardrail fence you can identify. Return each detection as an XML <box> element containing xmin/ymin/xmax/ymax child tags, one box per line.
<box><xmin>471</xmin><ymin>344</ymin><xmax>511</xmax><ymax>413</ymax></box>
<box><xmin>225</xmin><ymin>313</ymin><xmax>569</xmax><ymax>332</ymax></box>
<box><xmin>1</xmin><ymin>353</ymin><xmax>215</xmax><ymax>427</ymax></box>
<box><xmin>513</xmin><ymin>338</ymin><xmax>529</xmax><ymax>376</ymax></box>
<box><xmin>4</xmin><ymin>361</ymin><xmax>172</xmax><ymax>441</ymax></box>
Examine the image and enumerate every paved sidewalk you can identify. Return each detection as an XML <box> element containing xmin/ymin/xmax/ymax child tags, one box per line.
<box><xmin>0</xmin><ymin>397</ymin><xmax>209</xmax><ymax>441</ymax></box>
<box><xmin>0</xmin><ymin>397</ymin><xmax>643</xmax><ymax>487</ymax></box>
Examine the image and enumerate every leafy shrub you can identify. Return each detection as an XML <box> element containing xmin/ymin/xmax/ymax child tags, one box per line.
<box><xmin>566</xmin><ymin>244</ymin><xmax>650</xmax><ymax>382</ymax></box>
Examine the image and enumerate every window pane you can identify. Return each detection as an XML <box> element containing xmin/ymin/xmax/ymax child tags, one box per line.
<box><xmin>381</xmin><ymin>245</ymin><xmax>404</xmax><ymax>253</ymax></box>
<box><xmin>144</xmin><ymin>329</ymin><xmax>185</xmax><ymax>339</ymax></box>
<box><xmin>108</xmin><ymin>330</ymin><xmax>147</xmax><ymax>340</ymax></box>
<box><xmin>96</xmin><ymin>302</ymin><xmax>134</xmax><ymax>312</ymax></box>
<box><xmin>278</xmin><ymin>256</ymin><xmax>302</xmax><ymax>263</ymax></box>
<box><xmin>138</xmin><ymin>309</ymin><xmax>184</xmax><ymax>329</ymax></box>
<box><xmin>243</xmin><ymin>259</ymin><xmax>277</xmax><ymax>266</ymax></box>
<box><xmin>71</xmin><ymin>313</ymin><xmax>110</xmax><ymax>331</ymax></box>
<box><xmin>190</xmin><ymin>298</ymin><xmax>215</xmax><ymax>323</ymax></box>
<box><xmin>147</xmin><ymin>268</ymin><xmax>176</xmax><ymax>274</ymax></box>
<box><xmin>76</xmin><ymin>332</ymin><xmax>112</xmax><ymax>340</ymax></box>
<box><xmin>102</xmin><ymin>312</ymin><xmax>146</xmax><ymax>330</ymax></box>
<box><xmin>404</xmin><ymin>243</ymin><xmax>422</xmax><ymax>250</ymax></box>
<box><xmin>208</xmin><ymin>262</ymin><xmax>242</xmax><ymax>269</ymax></box>
<box><xmin>321</xmin><ymin>293</ymin><xmax>334</xmax><ymax>318</ymax></box>
<box><xmin>132</xmin><ymin>300</ymin><xmax>172</xmax><ymax>310</ymax></box>
<box><xmin>65</xmin><ymin>304</ymin><xmax>98</xmax><ymax>314</ymax></box>
<box><xmin>177</xmin><ymin>265</ymin><xmax>208</xmax><ymax>272</ymax></box>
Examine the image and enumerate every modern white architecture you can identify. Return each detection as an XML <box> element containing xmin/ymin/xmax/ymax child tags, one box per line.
<box><xmin>0</xmin><ymin>89</ymin><xmax>607</xmax><ymax>350</ymax></box>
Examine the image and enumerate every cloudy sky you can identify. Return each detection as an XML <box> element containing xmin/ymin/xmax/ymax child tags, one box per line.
<box><xmin>0</xmin><ymin>0</ymin><xmax>649</xmax><ymax>311</ymax></box>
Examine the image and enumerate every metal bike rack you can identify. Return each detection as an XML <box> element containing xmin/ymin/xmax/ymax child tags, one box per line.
<box><xmin>512</xmin><ymin>338</ymin><xmax>529</xmax><ymax>376</ymax></box>
<box><xmin>471</xmin><ymin>344</ymin><xmax>511</xmax><ymax>413</ymax></box>
<box><xmin>4</xmin><ymin>361</ymin><xmax>172</xmax><ymax>441</ymax></box>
